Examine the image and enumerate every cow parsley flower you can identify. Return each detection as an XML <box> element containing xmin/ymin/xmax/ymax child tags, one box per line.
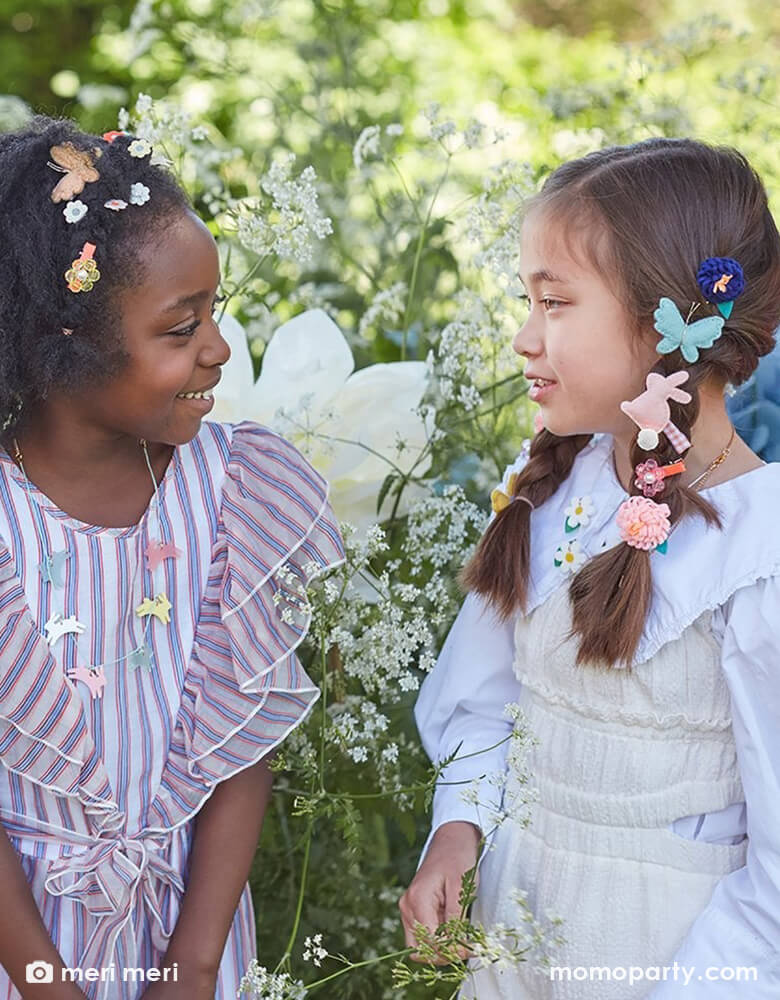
<box><xmin>236</xmin><ymin>154</ymin><xmax>332</xmax><ymax>264</ymax></box>
<box><xmin>238</xmin><ymin>961</ymin><xmax>306</xmax><ymax>1000</ymax></box>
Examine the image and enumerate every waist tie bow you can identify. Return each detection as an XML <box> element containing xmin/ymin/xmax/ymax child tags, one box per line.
<box><xmin>1</xmin><ymin>811</ymin><xmax>185</xmax><ymax>1000</ymax></box>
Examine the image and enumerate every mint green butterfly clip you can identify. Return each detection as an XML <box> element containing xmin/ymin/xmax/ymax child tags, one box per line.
<box><xmin>654</xmin><ymin>298</ymin><xmax>725</xmax><ymax>364</ymax></box>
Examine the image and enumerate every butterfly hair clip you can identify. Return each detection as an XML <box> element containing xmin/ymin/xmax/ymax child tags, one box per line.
<box><xmin>48</xmin><ymin>142</ymin><xmax>102</xmax><ymax>204</ymax></box>
<box><xmin>654</xmin><ymin>298</ymin><xmax>724</xmax><ymax>364</ymax></box>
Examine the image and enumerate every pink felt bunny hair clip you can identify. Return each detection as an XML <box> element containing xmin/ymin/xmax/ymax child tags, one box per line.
<box><xmin>619</xmin><ymin>370</ymin><xmax>692</xmax><ymax>454</ymax></box>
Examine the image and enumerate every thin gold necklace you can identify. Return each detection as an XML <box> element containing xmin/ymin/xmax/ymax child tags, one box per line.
<box><xmin>686</xmin><ymin>426</ymin><xmax>736</xmax><ymax>491</ymax></box>
<box><xmin>7</xmin><ymin>436</ymin><xmax>176</xmax><ymax>691</ymax></box>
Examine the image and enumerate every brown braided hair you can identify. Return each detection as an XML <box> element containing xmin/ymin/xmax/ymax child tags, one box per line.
<box><xmin>462</xmin><ymin>138</ymin><xmax>780</xmax><ymax>669</ymax></box>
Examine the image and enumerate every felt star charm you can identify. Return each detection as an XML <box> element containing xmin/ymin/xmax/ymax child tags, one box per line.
<box><xmin>144</xmin><ymin>540</ymin><xmax>182</xmax><ymax>572</ymax></box>
<box><xmin>136</xmin><ymin>592</ymin><xmax>172</xmax><ymax>625</ymax></box>
<box><xmin>128</xmin><ymin>644</ymin><xmax>154</xmax><ymax>671</ymax></box>
<box><xmin>44</xmin><ymin>612</ymin><xmax>86</xmax><ymax>646</ymax></box>
<box><xmin>67</xmin><ymin>664</ymin><xmax>106</xmax><ymax>700</ymax></box>
<box><xmin>39</xmin><ymin>551</ymin><xmax>71</xmax><ymax>588</ymax></box>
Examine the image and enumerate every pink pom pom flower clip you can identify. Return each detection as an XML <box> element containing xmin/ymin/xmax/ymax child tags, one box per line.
<box><xmin>616</xmin><ymin>495</ymin><xmax>671</xmax><ymax>554</ymax></box>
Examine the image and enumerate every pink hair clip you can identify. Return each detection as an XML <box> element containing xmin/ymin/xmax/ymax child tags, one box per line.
<box><xmin>620</xmin><ymin>370</ymin><xmax>692</xmax><ymax>453</ymax></box>
<box><xmin>616</xmin><ymin>495</ymin><xmax>670</xmax><ymax>552</ymax></box>
<box><xmin>634</xmin><ymin>458</ymin><xmax>686</xmax><ymax>497</ymax></box>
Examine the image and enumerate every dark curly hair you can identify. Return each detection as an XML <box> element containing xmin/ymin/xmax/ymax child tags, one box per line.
<box><xmin>0</xmin><ymin>115</ymin><xmax>192</xmax><ymax>433</ymax></box>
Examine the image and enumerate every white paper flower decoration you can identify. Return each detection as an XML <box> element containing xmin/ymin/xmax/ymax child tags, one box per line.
<box><xmin>553</xmin><ymin>538</ymin><xmax>586</xmax><ymax>574</ymax></box>
<box><xmin>129</xmin><ymin>182</ymin><xmax>150</xmax><ymax>206</ymax></box>
<box><xmin>128</xmin><ymin>138</ymin><xmax>152</xmax><ymax>158</ymax></box>
<box><xmin>63</xmin><ymin>200</ymin><xmax>88</xmax><ymax>224</ymax></box>
<box><xmin>104</xmin><ymin>199</ymin><xmax>128</xmax><ymax>212</ymax></box>
<box><xmin>213</xmin><ymin>309</ymin><xmax>432</xmax><ymax>528</ymax></box>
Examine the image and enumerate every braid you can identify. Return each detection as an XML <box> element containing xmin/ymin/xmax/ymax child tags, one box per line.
<box><xmin>463</xmin><ymin>137</ymin><xmax>780</xmax><ymax>670</ymax></box>
<box><xmin>461</xmin><ymin>430</ymin><xmax>592</xmax><ymax>619</ymax></box>
<box><xmin>568</xmin><ymin>356</ymin><xmax>722</xmax><ymax>669</ymax></box>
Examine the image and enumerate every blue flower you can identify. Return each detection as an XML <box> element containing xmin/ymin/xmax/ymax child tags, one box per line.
<box><xmin>696</xmin><ymin>256</ymin><xmax>745</xmax><ymax>304</ymax></box>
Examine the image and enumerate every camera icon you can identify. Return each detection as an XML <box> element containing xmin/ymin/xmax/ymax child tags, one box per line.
<box><xmin>26</xmin><ymin>961</ymin><xmax>54</xmax><ymax>984</ymax></box>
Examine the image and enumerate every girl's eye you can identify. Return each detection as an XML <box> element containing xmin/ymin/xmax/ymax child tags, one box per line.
<box><xmin>170</xmin><ymin>322</ymin><xmax>199</xmax><ymax>338</ymax></box>
<box><xmin>169</xmin><ymin>294</ymin><xmax>226</xmax><ymax>338</ymax></box>
<box><xmin>541</xmin><ymin>297</ymin><xmax>564</xmax><ymax>311</ymax></box>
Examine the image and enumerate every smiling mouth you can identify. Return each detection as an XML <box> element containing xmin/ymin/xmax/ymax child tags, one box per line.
<box><xmin>176</xmin><ymin>390</ymin><xmax>214</xmax><ymax>400</ymax></box>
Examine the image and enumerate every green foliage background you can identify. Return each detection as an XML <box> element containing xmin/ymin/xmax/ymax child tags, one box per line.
<box><xmin>2</xmin><ymin>1</ymin><xmax>780</xmax><ymax>996</ymax></box>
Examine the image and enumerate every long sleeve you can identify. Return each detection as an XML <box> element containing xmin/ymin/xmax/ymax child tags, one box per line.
<box><xmin>414</xmin><ymin>590</ymin><xmax>521</xmax><ymax>868</ymax></box>
<box><xmin>648</xmin><ymin>574</ymin><xmax>780</xmax><ymax>997</ymax></box>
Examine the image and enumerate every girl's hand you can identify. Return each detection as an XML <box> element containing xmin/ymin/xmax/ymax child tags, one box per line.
<box><xmin>398</xmin><ymin>820</ymin><xmax>481</xmax><ymax>965</ymax></box>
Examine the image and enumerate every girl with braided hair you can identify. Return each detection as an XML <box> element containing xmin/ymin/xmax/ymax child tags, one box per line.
<box><xmin>0</xmin><ymin>116</ymin><xmax>344</xmax><ymax>1000</ymax></box>
<box><xmin>400</xmin><ymin>138</ymin><xmax>780</xmax><ymax>998</ymax></box>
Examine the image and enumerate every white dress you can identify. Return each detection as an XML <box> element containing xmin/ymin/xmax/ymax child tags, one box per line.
<box><xmin>416</xmin><ymin>433</ymin><xmax>780</xmax><ymax>998</ymax></box>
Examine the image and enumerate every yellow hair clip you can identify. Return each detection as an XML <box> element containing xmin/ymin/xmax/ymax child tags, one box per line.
<box><xmin>491</xmin><ymin>473</ymin><xmax>535</xmax><ymax>514</ymax></box>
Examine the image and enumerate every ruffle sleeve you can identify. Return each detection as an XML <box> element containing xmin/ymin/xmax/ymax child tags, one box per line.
<box><xmin>0</xmin><ymin>546</ymin><xmax>123</xmax><ymax>836</ymax></box>
<box><xmin>146</xmin><ymin>422</ymin><xmax>345</xmax><ymax>832</ymax></box>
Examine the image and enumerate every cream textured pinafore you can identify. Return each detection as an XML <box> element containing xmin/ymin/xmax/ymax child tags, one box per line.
<box><xmin>460</xmin><ymin>580</ymin><xmax>748</xmax><ymax>1000</ymax></box>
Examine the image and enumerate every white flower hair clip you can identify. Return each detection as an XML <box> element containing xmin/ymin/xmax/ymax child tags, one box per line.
<box><xmin>129</xmin><ymin>182</ymin><xmax>150</xmax><ymax>206</ymax></box>
<box><xmin>63</xmin><ymin>200</ymin><xmax>88</xmax><ymax>224</ymax></box>
<box><xmin>128</xmin><ymin>138</ymin><xmax>152</xmax><ymax>158</ymax></box>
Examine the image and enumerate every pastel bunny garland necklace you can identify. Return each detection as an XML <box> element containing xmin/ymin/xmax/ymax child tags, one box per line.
<box><xmin>10</xmin><ymin>437</ymin><xmax>179</xmax><ymax>699</ymax></box>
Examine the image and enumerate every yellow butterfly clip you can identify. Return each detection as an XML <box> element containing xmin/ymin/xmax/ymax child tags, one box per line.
<box><xmin>48</xmin><ymin>142</ymin><xmax>102</xmax><ymax>204</ymax></box>
<box><xmin>491</xmin><ymin>472</ymin><xmax>519</xmax><ymax>514</ymax></box>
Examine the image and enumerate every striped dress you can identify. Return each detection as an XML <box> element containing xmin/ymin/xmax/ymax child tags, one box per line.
<box><xmin>0</xmin><ymin>420</ymin><xmax>344</xmax><ymax>1000</ymax></box>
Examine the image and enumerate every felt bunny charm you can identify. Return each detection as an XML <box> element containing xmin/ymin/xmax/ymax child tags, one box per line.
<box><xmin>619</xmin><ymin>370</ymin><xmax>692</xmax><ymax>453</ymax></box>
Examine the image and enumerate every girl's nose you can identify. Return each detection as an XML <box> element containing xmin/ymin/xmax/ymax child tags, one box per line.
<box><xmin>513</xmin><ymin>323</ymin><xmax>535</xmax><ymax>358</ymax></box>
<box><xmin>205</xmin><ymin>318</ymin><xmax>232</xmax><ymax>367</ymax></box>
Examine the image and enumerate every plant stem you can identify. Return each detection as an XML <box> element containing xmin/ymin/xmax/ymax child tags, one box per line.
<box><xmin>401</xmin><ymin>155</ymin><xmax>452</xmax><ymax>359</ymax></box>
<box><xmin>305</xmin><ymin>948</ymin><xmax>413</xmax><ymax>992</ymax></box>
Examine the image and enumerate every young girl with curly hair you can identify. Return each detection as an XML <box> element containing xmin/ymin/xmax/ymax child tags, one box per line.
<box><xmin>0</xmin><ymin>116</ymin><xmax>343</xmax><ymax>1000</ymax></box>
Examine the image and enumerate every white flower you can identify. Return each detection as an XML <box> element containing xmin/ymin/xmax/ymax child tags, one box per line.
<box><xmin>213</xmin><ymin>310</ymin><xmax>431</xmax><ymax>529</ymax></box>
<box><xmin>63</xmin><ymin>200</ymin><xmax>87</xmax><ymax>224</ymax></box>
<box><xmin>104</xmin><ymin>198</ymin><xmax>128</xmax><ymax>211</ymax></box>
<box><xmin>237</xmin><ymin>960</ymin><xmax>306</xmax><ymax>999</ymax></box>
<box><xmin>134</xmin><ymin>93</ymin><xmax>153</xmax><ymax>114</ymax></box>
<box><xmin>353</xmin><ymin>124</ymin><xmax>382</xmax><ymax>169</ymax></box>
<box><xmin>129</xmin><ymin>182</ymin><xmax>150</xmax><ymax>205</ymax></box>
<box><xmin>563</xmin><ymin>494</ymin><xmax>595</xmax><ymax>530</ymax></box>
<box><xmin>553</xmin><ymin>538</ymin><xmax>586</xmax><ymax>574</ymax></box>
<box><xmin>235</xmin><ymin>154</ymin><xmax>332</xmax><ymax>265</ymax></box>
<box><xmin>463</xmin><ymin>118</ymin><xmax>485</xmax><ymax>149</ymax></box>
<box><xmin>358</xmin><ymin>282</ymin><xmax>407</xmax><ymax>339</ymax></box>
<box><xmin>128</xmin><ymin>137</ymin><xmax>152</xmax><ymax>158</ymax></box>
<box><xmin>302</xmin><ymin>933</ymin><xmax>327</xmax><ymax>967</ymax></box>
